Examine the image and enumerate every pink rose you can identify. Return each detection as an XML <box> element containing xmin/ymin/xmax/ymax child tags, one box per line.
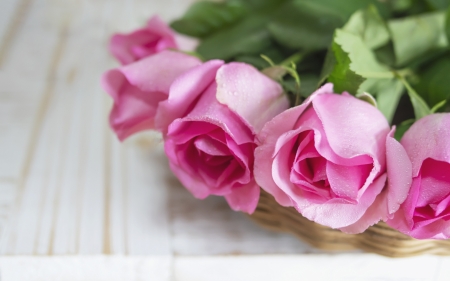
<box><xmin>158</xmin><ymin>61</ymin><xmax>289</xmax><ymax>213</ymax></box>
<box><xmin>387</xmin><ymin>113</ymin><xmax>450</xmax><ymax>239</ymax></box>
<box><xmin>109</xmin><ymin>16</ymin><xmax>178</xmax><ymax>65</ymax></box>
<box><xmin>254</xmin><ymin>83</ymin><xmax>411</xmax><ymax>233</ymax></box>
<box><xmin>101</xmin><ymin>50</ymin><xmax>201</xmax><ymax>141</ymax></box>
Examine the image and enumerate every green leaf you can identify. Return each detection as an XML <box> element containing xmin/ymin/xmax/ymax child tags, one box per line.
<box><xmin>327</xmin><ymin>41</ymin><xmax>365</xmax><ymax>94</ymax></box>
<box><xmin>425</xmin><ymin>0</ymin><xmax>449</xmax><ymax>10</ymax></box>
<box><xmin>388</xmin><ymin>11</ymin><xmax>448</xmax><ymax>66</ymax></box>
<box><xmin>170</xmin><ymin>1</ymin><xmax>248</xmax><ymax>38</ymax></box>
<box><xmin>325</xmin><ymin>29</ymin><xmax>393</xmax><ymax>94</ymax></box>
<box><xmin>268</xmin><ymin>0</ymin><xmax>346</xmax><ymax>50</ymax></box>
<box><xmin>396</xmin><ymin>73</ymin><xmax>432</xmax><ymax>119</ymax></box>
<box><xmin>446</xmin><ymin>6</ymin><xmax>450</xmax><ymax>42</ymax></box>
<box><xmin>359</xmin><ymin>78</ymin><xmax>404</xmax><ymax>123</ymax></box>
<box><xmin>196</xmin><ymin>14</ymin><xmax>272</xmax><ymax>60</ymax></box>
<box><xmin>299</xmin><ymin>74</ymin><xmax>321</xmax><ymax>98</ymax></box>
<box><xmin>343</xmin><ymin>5</ymin><xmax>390</xmax><ymax>50</ymax></box>
<box><xmin>415</xmin><ymin>54</ymin><xmax>450</xmax><ymax>108</ymax></box>
<box><xmin>394</xmin><ymin>119</ymin><xmax>415</xmax><ymax>141</ymax></box>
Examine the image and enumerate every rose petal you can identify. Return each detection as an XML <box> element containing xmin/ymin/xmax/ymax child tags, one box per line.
<box><xmin>385</xmin><ymin>129</ymin><xmax>412</xmax><ymax>217</ymax></box>
<box><xmin>109</xmin><ymin>15</ymin><xmax>177</xmax><ymax>65</ymax></box>
<box><xmin>216</xmin><ymin>62</ymin><xmax>288</xmax><ymax>134</ymax></box>
<box><xmin>401</xmin><ymin>113</ymin><xmax>450</xmax><ymax>176</ymax></box>
<box><xmin>254</xmin><ymin>83</ymin><xmax>334</xmax><ymax>207</ymax></box>
<box><xmin>101</xmin><ymin>51</ymin><xmax>201</xmax><ymax>140</ymax></box>
<box><xmin>155</xmin><ymin>60</ymin><xmax>224</xmax><ymax>135</ymax></box>
<box><xmin>297</xmin><ymin>173</ymin><xmax>387</xmax><ymax>230</ymax></box>
<box><xmin>339</xmin><ymin>174</ymin><xmax>388</xmax><ymax>234</ymax></box>
<box><xmin>225</xmin><ymin>182</ymin><xmax>260</xmax><ymax>214</ymax></box>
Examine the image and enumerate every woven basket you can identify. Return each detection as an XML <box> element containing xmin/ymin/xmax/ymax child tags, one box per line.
<box><xmin>249</xmin><ymin>190</ymin><xmax>450</xmax><ymax>257</ymax></box>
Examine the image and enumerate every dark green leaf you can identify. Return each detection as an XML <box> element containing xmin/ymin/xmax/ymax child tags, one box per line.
<box><xmin>268</xmin><ymin>0</ymin><xmax>346</xmax><ymax>50</ymax></box>
<box><xmin>415</xmin><ymin>54</ymin><xmax>450</xmax><ymax>109</ymax></box>
<box><xmin>343</xmin><ymin>5</ymin><xmax>390</xmax><ymax>50</ymax></box>
<box><xmin>196</xmin><ymin>14</ymin><xmax>272</xmax><ymax>60</ymax></box>
<box><xmin>170</xmin><ymin>1</ymin><xmax>247</xmax><ymax>38</ymax></box>
<box><xmin>394</xmin><ymin>119</ymin><xmax>415</xmax><ymax>141</ymax></box>
<box><xmin>396</xmin><ymin>74</ymin><xmax>432</xmax><ymax>119</ymax></box>
<box><xmin>425</xmin><ymin>0</ymin><xmax>449</xmax><ymax>10</ymax></box>
<box><xmin>299</xmin><ymin>74</ymin><xmax>321</xmax><ymax>98</ymax></box>
<box><xmin>388</xmin><ymin>11</ymin><xmax>448</xmax><ymax>66</ymax></box>
<box><xmin>446</xmin><ymin>6</ymin><xmax>450</xmax><ymax>42</ymax></box>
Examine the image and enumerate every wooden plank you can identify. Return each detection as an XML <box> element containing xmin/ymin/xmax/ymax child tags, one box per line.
<box><xmin>0</xmin><ymin>256</ymin><xmax>172</xmax><ymax>281</ymax></box>
<box><xmin>0</xmin><ymin>0</ymin><xmax>31</xmax><ymax>67</ymax></box>
<box><xmin>174</xmin><ymin>255</ymin><xmax>448</xmax><ymax>281</ymax></box>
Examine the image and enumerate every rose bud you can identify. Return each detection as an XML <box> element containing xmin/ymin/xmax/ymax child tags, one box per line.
<box><xmin>109</xmin><ymin>16</ymin><xmax>178</xmax><ymax>65</ymax></box>
<box><xmin>254</xmin><ymin>83</ymin><xmax>411</xmax><ymax>233</ymax></box>
<box><xmin>157</xmin><ymin>61</ymin><xmax>289</xmax><ymax>213</ymax></box>
<box><xmin>387</xmin><ymin>113</ymin><xmax>450</xmax><ymax>239</ymax></box>
<box><xmin>101</xmin><ymin>50</ymin><xmax>201</xmax><ymax>141</ymax></box>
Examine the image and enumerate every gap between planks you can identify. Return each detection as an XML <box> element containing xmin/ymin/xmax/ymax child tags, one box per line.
<box><xmin>0</xmin><ymin>0</ymin><xmax>34</xmax><ymax>67</ymax></box>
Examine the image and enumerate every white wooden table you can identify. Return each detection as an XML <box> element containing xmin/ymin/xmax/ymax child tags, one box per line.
<box><xmin>1</xmin><ymin>0</ymin><xmax>450</xmax><ymax>280</ymax></box>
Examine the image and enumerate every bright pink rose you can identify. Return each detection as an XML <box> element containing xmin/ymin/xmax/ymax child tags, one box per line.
<box><xmin>387</xmin><ymin>113</ymin><xmax>450</xmax><ymax>239</ymax></box>
<box><xmin>109</xmin><ymin>16</ymin><xmax>178</xmax><ymax>65</ymax></box>
<box><xmin>158</xmin><ymin>61</ymin><xmax>289</xmax><ymax>213</ymax></box>
<box><xmin>101</xmin><ymin>50</ymin><xmax>201</xmax><ymax>141</ymax></box>
<box><xmin>254</xmin><ymin>83</ymin><xmax>411</xmax><ymax>233</ymax></box>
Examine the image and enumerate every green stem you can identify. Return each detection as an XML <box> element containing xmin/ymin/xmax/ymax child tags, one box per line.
<box><xmin>280</xmin><ymin>51</ymin><xmax>307</xmax><ymax>67</ymax></box>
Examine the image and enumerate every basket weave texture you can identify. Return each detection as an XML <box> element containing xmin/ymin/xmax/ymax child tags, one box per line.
<box><xmin>249</xmin><ymin>190</ymin><xmax>450</xmax><ymax>257</ymax></box>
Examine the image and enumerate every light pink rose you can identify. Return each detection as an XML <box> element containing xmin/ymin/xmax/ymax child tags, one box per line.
<box><xmin>101</xmin><ymin>50</ymin><xmax>201</xmax><ymax>141</ymax></box>
<box><xmin>109</xmin><ymin>16</ymin><xmax>178</xmax><ymax>65</ymax></box>
<box><xmin>387</xmin><ymin>113</ymin><xmax>450</xmax><ymax>239</ymax></box>
<box><xmin>159</xmin><ymin>61</ymin><xmax>289</xmax><ymax>213</ymax></box>
<box><xmin>254</xmin><ymin>83</ymin><xmax>411</xmax><ymax>233</ymax></box>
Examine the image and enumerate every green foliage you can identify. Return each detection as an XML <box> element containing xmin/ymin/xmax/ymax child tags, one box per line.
<box><xmin>359</xmin><ymin>78</ymin><xmax>404</xmax><ymax>123</ymax></box>
<box><xmin>170</xmin><ymin>1</ymin><xmax>248</xmax><ymax>38</ymax></box>
<box><xmin>197</xmin><ymin>14</ymin><xmax>273</xmax><ymax>60</ymax></box>
<box><xmin>388</xmin><ymin>11</ymin><xmax>448</xmax><ymax>66</ymax></box>
<box><xmin>415</xmin><ymin>54</ymin><xmax>450</xmax><ymax>109</ymax></box>
<box><xmin>343</xmin><ymin>5</ymin><xmax>390</xmax><ymax>49</ymax></box>
<box><xmin>267</xmin><ymin>0</ymin><xmax>346</xmax><ymax>50</ymax></box>
<box><xmin>446</xmin><ymin>6</ymin><xmax>450</xmax><ymax>42</ymax></box>
<box><xmin>324</xmin><ymin>29</ymin><xmax>393</xmax><ymax>94</ymax></box>
<box><xmin>394</xmin><ymin>119</ymin><xmax>415</xmax><ymax>141</ymax></box>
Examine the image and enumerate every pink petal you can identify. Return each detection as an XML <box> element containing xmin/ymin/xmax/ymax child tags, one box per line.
<box><xmin>168</xmin><ymin>82</ymin><xmax>254</xmax><ymax>145</ymax></box>
<box><xmin>339</xmin><ymin>175</ymin><xmax>388</xmax><ymax>234</ymax></box>
<box><xmin>109</xmin><ymin>16</ymin><xmax>178</xmax><ymax>65</ymax></box>
<box><xmin>101</xmin><ymin>51</ymin><xmax>202</xmax><ymax>140</ymax></box>
<box><xmin>155</xmin><ymin>60</ymin><xmax>225</xmax><ymax>135</ymax></box>
<box><xmin>146</xmin><ymin>15</ymin><xmax>177</xmax><ymax>39</ymax></box>
<box><xmin>401</xmin><ymin>113</ymin><xmax>450</xmax><ymax>176</ymax></box>
<box><xmin>225</xmin><ymin>182</ymin><xmax>260</xmax><ymax>214</ymax></box>
<box><xmin>326</xmin><ymin>162</ymin><xmax>372</xmax><ymax>202</ymax></box>
<box><xmin>385</xmin><ymin>129</ymin><xmax>412</xmax><ymax>217</ymax></box>
<box><xmin>216</xmin><ymin>62</ymin><xmax>289</xmax><ymax>134</ymax></box>
<box><xmin>312</xmin><ymin>92</ymin><xmax>389</xmax><ymax>170</ymax></box>
<box><xmin>297</xmin><ymin>173</ymin><xmax>387</xmax><ymax>230</ymax></box>
<box><xmin>254</xmin><ymin>83</ymin><xmax>334</xmax><ymax>207</ymax></box>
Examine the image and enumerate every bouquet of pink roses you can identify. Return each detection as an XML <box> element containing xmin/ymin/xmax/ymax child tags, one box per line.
<box><xmin>102</xmin><ymin>0</ymin><xmax>450</xmax><ymax>246</ymax></box>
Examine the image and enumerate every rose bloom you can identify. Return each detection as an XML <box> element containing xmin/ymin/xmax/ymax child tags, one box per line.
<box><xmin>101</xmin><ymin>50</ymin><xmax>201</xmax><ymax>141</ymax></box>
<box><xmin>387</xmin><ymin>113</ymin><xmax>450</xmax><ymax>239</ymax></box>
<box><xmin>254</xmin><ymin>84</ymin><xmax>411</xmax><ymax>233</ymax></box>
<box><xmin>109</xmin><ymin>16</ymin><xmax>178</xmax><ymax>65</ymax></box>
<box><xmin>156</xmin><ymin>61</ymin><xmax>289</xmax><ymax>213</ymax></box>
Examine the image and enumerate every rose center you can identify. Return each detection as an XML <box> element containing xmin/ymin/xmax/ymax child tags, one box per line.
<box><xmin>289</xmin><ymin>130</ymin><xmax>372</xmax><ymax>203</ymax></box>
